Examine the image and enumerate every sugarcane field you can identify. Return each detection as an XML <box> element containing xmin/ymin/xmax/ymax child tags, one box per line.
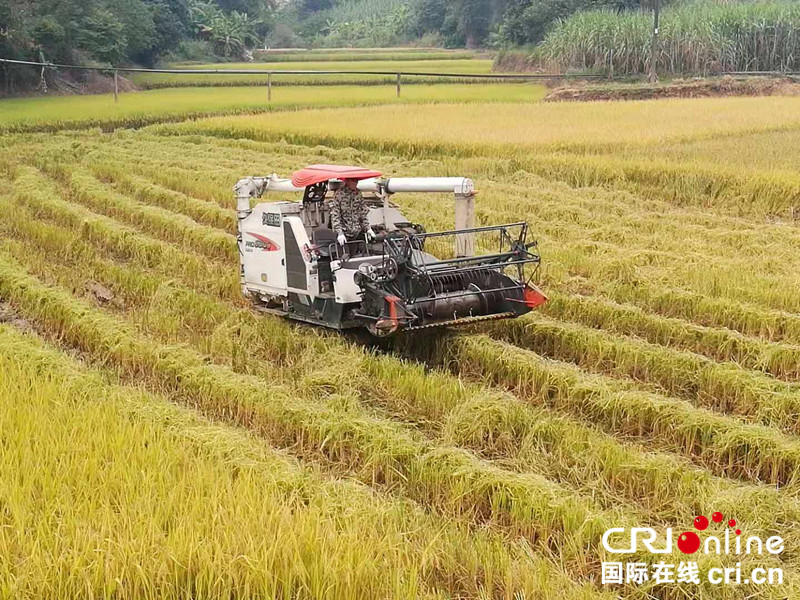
<box><xmin>2</xmin><ymin>2</ymin><xmax>800</xmax><ymax>598</ymax></box>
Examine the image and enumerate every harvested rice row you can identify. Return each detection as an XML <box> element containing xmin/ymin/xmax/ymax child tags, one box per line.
<box><xmin>488</xmin><ymin>314</ymin><xmax>800</xmax><ymax>434</ymax></box>
<box><xmin>1</xmin><ymin>234</ymin><xmax>793</xmax><ymax>594</ymax></box>
<box><xmin>0</xmin><ymin>213</ymin><xmax>316</xmax><ymax>383</ymax></box>
<box><xmin>99</xmin><ymin>137</ymin><xmax>800</xmax><ymax>319</ymax></box>
<box><xmin>0</xmin><ymin>252</ymin><xmax>628</xmax><ymax>575</ymax></box>
<box><xmin>441</xmin><ymin>334</ymin><xmax>800</xmax><ymax>487</ymax></box>
<box><xmin>542</xmin><ymin>292</ymin><xmax>800</xmax><ymax>381</ymax></box>
<box><xmin>40</xmin><ymin>164</ymin><xmax>235</xmax><ymax>263</ymax></box>
<box><xmin>6</xmin><ymin>193</ymin><xmax>800</xmax><ymax>554</ymax></box>
<box><xmin>10</xmin><ymin>166</ymin><xmax>241</xmax><ymax>302</ymax></box>
<box><xmin>90</xmin><ymin>163</ymin><xmax>235</xmax><ymax>233</ymax></box>
<box><xmin>596</xmin><ymin>282</ymin><xmax>800</xmax><ymax>347</ymax></box>
<box><xmin>0</xmin><ymin>325</ymin><xmax>608</xmax><ymax>600</ymax></box>
<box><xmin>10</xmin><ymin>165</ymin><xmax>800</xmax><ymax>492</ymax></box>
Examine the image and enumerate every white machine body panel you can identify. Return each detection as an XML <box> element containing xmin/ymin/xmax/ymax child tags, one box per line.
<box><xmin>240</xmin><ymin>201</ymin><xmax>298</xmax><ymax>297</ymax></box>
<box><xmin>332</xmin><ymin>256</ymin><xmax>382</xmax><ymax>304</ymax></box>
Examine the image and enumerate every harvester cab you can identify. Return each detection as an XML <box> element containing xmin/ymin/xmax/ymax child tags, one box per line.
<box><xmin>234</xmin><ymin>164</ymin><xmax>547</xmax><ymax>336</ymax></box>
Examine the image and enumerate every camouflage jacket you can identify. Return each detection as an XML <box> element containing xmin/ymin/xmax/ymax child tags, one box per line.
<box><xmin>327</xmin><ymin>187</ymin><xmax>370</xmax><ymax>237</ymax></box>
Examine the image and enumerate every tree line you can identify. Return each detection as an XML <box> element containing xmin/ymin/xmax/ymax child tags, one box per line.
<box><xmin>0</xmin><ymin>0</ymin><xmax>274</xmax><ymax>68</ymax></box>
<box><xmin>283</xmin><ymin>0</ymin><xmax>646</xmax><ymax>49</ymax></box>
<box><xmin>1</xmin><ymin>0</ymin><xmax>649</xmax><ymax>70</ymax></box>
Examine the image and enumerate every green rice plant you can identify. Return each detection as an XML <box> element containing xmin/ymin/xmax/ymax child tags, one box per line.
<box><xmin>129</xmin><ymin>59</ymin><xmax>495</xmax><ymax>89</ymax></box>
<box><xmin>0</xmin><ymin>84</ymin><xmax>545</xmax><ymax>134</ymax></box>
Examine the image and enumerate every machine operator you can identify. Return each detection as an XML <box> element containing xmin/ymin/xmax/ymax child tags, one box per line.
<box><xmin>328</xmin><ymin>178</ymin><xmax>376</xmax><ymax>247</ymax></box>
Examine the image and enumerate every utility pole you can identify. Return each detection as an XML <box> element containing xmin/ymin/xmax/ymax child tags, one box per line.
<box><xmin>648</xmin><ymin>0</ymin><xmax>660</xmax><ymax>83</ymax></box>
<box><xmin>114</xmin><ymin>69</ymin><xmax>119</xmax><ymax>102</ymax></box>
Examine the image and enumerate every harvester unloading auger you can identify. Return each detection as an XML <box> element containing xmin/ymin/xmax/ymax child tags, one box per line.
<box><xmin>234</xmin><ymin>164</ymin><xmax>547</xmax><ymax>336</ymax></box>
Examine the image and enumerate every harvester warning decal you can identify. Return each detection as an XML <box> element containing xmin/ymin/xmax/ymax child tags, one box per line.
<box><xmin>245</xmin><ymin>232</ymin><xmax>281</xmax><ymax>252</ymax></box>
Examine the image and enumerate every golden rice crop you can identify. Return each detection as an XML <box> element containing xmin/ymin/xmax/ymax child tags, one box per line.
<box><xmin>0</xmin><ymin>184</ymin><xmax>776</xmax><ymax>524</ymax></box>
<box><xmin>153</xmin><ymin>98</ymin><xmax>800</xmax><ymax>217</ymax></box>
<box><xmin>3</xmin><ymin>180</ymin><xmax>798</xmax><ymax>596</ymax></box>
<box><xmin>542</xmin><ymin>292</ymin><xmax>800</xmax><ymax>381</ymax></box>
<box><xmin>3</xmin><ymin>92</ymin><xmax>800</xmax><ymax>599</ymax></box>
<box><xmin>6</xmin><ymin>155</ymin><xmax>800</xmax><ymax>520</ymax></box>
<box><xmin>0</xmin><ymin>325</ymin><xmax>603</xmax><ymax>600</ymax></box>
<box><xmin>0</xmin><ymin>84</ymin><xmax>545</xmax><ymax>133</ymax></box>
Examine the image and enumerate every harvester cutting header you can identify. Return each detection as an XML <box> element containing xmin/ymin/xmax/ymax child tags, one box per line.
<box><xmin>234</xmin><ymin>164</ymin><xmax>547</xmax><ymax>336</ymax></box>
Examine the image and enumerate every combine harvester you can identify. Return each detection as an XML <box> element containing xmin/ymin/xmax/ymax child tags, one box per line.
<box><xmin>234</xmin><ymin>164</ymin><xmax>547</xmax><ymax>336</ymax></box>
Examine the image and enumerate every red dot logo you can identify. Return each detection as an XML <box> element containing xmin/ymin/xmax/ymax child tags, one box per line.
<box><xmin>735</xmin><ymin>529</ymin><xmax>741</xmax><ymax>535</ymax></box>
<box><xmin>728</xmin><ymin>519</ymin><xmax>736</xmax><ymax>527</ymax></box>
<box><xmin>712</xmin><ymin>512</ymin><xmax>724</xmax><ymax>523</ymax></box>
<box><xmin>693</xmin><ymin>515</ymin><xmax>709</xmax><ymax>530</ymax></box>
<box><xmin>677</xmin><ymin>532</ymin><xmax>701</xmax><ymax>554</ymax></box>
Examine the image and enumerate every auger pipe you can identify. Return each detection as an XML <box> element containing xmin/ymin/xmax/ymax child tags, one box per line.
<box><xmin>363</xmin><ymin>177</ymin><xmax>475</xmax><ymax>195</ymax></box>
<box><xmin>236</xmin><ymin>175</ymin><xmax>475</xmax><ymax>196</ymax></box>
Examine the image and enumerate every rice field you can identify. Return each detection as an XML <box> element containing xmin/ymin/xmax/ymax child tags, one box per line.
<box><xmin>1</xmin><ymin>91</ymin><xmax>799</xmax><ymax>598</ymax></box>
<box><xmin>250</xmin><ymin>48</ymin><xmax>477</xmax><ymax>62</ymax></box>
<box><xmin>156</xmin><ymin>97</ymin><xmax>800</xmax><ymax>216</ymax></box>
<box><xmin>130</xmin><ymin>58</ymin><xmax>495</xmax><ymax>89</ymax></box>
<box><xmin>0</xmin><ymin>84</ymin><xmax>545</xmax><ymax>133</ymax></box>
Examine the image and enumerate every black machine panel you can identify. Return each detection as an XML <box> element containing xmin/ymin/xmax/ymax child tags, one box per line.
<box><xmin>284</xmin><ymin>221</ymin><xmax>307</xmax><ymax>290</ymax></box>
